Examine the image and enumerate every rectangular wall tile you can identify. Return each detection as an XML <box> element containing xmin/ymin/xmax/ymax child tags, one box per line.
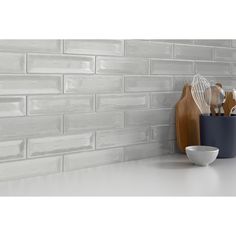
<box><xmin>64</xmin><ymin>112</ymin><xmax>124</xmax><ymax>133</ymax></box>
<box><xmin>150</xmin><ymin>92</ymin><xmax>181</xmax><ymax>108</ymax></box>
<box><xmin>195</xmin><ymin>40</ymin><xmax>231</xmax><ymax>47</ymax></box>
<box><xmin>64</xmin><ymin>40</ymin><xmax>124</xmax><ymax>56</ymax></box>
<box><xmin>151</xmin><ymin>60</ymin><xmax>194</xmax><ymax>75</ymax></box>
<box><xmin>0</xmin><ymin>52</ymin><xmax>25</xmax><ymax>73</ymax></box>
<box><xmin>27</xmin><ymin>54</ymin><xmax>95</xmax><ymax>73</ymax></box>
<box><xmin>0</xmin><ymin>96</ymin><xmax>25</xmax><ymax>117</ymax></box>
<box><xmin>64</xmin><ymin>75</ymin><xmax>123</xmax><ymax>94</ymax></box>
<box><xmin>0</xmin><ymin>140</ymin><xmax>25</xmax><ymax>162</ymax></box>
<box><xmin>231</xmin><ymin>64</ymin><xmax>236</xmax><ymax>75</ymax></box>
<box><xmin>150</xmin><ymin>125</ymin><xmax>175</xmax><ymax>142</ymax></box>
<box><xmin>96</xmin><ymin>93</ymin><xmax>148</xmax><ymax>111</ymax></box>
<box><xmin>0</xmin><ymin>116</ymin><xmax>62</xmax><ymax>138</ymax></box>
<box><xmin>0</xmin><ymin>40</ymin><xmax>62</xmax><ymax>53</ymax></box>
<box><xmin>196</xmin><ymin>62</ymin><xmax>231</xmax><ymax>75</ymax></box>
<box><xmin>64</xmin><ymin>148</ymin><xmax>123</xmax><ymax>171</ymax></box>
<box><xmin>125</xmin><ymin>109</ymin><xmax>174</xmax><ymax>127</ymax></box>
<box><xmin>124</xmin><ymin>142</ymin><xmax>173</xmax><ymax>161</ymax></box>
<box><xmin>125</xmin><ymin>76</ymin><xmax>173</xmax><ymax>92</ymax></box>
<box><xmin>96</xmin><ymin>127</ymin><xmax>149</xmax><ymax>149</ymax></box>
<box><xmin>125</xmin><ymin>40</ymin><xmax>172</xmax><ymax>58</ymax></box>
<box><xmin>96</xmin><ymin>56</ymin><xmax>149</xmax><ymax>75</ymax></box>
<box><xmin>174</xmin><ymin>44</ymin><xmax>212</xmax><ymax>60</ymax></box>
<box><xmin>28</xmin><ymin>133</ymin><xmax>94</xmax><ymax>158</ymax></box>
<box><xmin>232</xmin><ymin>40</ymin><xmax>236</xmax><ymax>48</ymax></box>
<box><xmin>214</xmin><ymin>48</ymin><xmax>236</xmax><ymax>61</ymax></box>
<box><xmin>28</xmin><ymin>95</ymin><xmax>94</xmax><ymax>115</ymax></box>
<box><xmin>0</xmin><ymin>75</ymin><xmax>62</xmax><ymax>95</ymax></box>
<box><xmin>0</xmin><ymin>156</ymin><xmax>62</xmax><ymax>181</ymax></box>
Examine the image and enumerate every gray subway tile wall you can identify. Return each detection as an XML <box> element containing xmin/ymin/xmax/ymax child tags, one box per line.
<box><xmin>0</xmin><ymin>39</ymin><xmax>235</xmax><ymax>180</ymax></box>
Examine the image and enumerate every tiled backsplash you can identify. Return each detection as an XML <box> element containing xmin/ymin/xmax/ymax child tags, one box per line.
<box><xmin>1</xmin><ymin>39</ymin><xmax>236</xmax><ymax>181</ymax></box>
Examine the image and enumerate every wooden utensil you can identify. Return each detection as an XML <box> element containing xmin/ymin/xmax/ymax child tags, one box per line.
<box><xmin>176</xmin><ymin>84</ymin><xmax>201</xmax><ymax>153</ymax></box>
<box><xmin>223</xmin><ymin>91</ymin><xmax>236</xmax><ymax>116</ymax></box>
<box><xmin>205</xmin><ymin>83</ymin><xmax>225</xmax><ymax>116</ymax></box>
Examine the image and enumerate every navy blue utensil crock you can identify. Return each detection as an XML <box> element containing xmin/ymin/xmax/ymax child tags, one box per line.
<box><xmin>200</xmin><ymin>114</ymin><xmax>236</xmax><ymax>158</ymax></box>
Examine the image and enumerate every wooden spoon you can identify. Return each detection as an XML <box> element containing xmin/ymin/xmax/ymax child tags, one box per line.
<box><xmin>223</xmin><ymin>91</ymin><xmax>236</xmax><ymax>116</ymax></box>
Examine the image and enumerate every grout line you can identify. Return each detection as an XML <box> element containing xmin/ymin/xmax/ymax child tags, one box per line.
<box><xmin>94</xmin><ymin>131</ymin><xmax>97</xmax><ymax>150</ymax></box>
<box><xmin>172</xmin><ymin>43</ymin><xmax>175</xmax><ymax>59</ymax></box>
<box><xmin>123</xmin><ymin>40</ymin><xmax>126</xmax><ymax>56</ymax></box>
<box><xmin>62</xmin><ymin>114</ymin><xmax>65</xmax><ymax>134</ymax></box>
<box><xmin>61</xmin><ymin>155</ymin><xmax>64</xmax><ymax>172</ymax></box>
<box><xmin>62</xmin><ymin>40</ymin><xmax>65</xmax><ymax>53</ymax></box>
<box><xmin>25</xmin><ymin>53</ymin><xmax>28</xmax><ymax>73</ymax></box>
<box><xmin>25</xmin><ymin>138</ymin><xmax>28</xmax><ymax>159</ymax></box>
<box><xmin>122</xmin><ymin>75</ymin><xmax>125</xmax><ymax>93</ymax></box>
<box><xmin>94</xmin><ymin>93</ymin><xmax>96</xmax><ymax>112</ymax></box>
<box><xmin>148</xmin><ymin>58</ymin><xmax>151</xmax><ymax>75</ymax></box>
<box><xmin>123</xmin><ymin>111</ymin><xmax>125</xmax><ymax>128</ymax></box>
<box><xmin>94</xmin><ymin>55</ymin><xmax>97</xmax><ymax>74</ymax></box>
<box><xmin>62</xmin><ymin>74</ymin><xmax>65</xmax><ymax>93</ymax></box>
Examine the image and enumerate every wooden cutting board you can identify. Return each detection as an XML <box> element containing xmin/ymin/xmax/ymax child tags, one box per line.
<box><xmin>175</xmin><ymin>84</ymin><xmax>201</xmax><ymax>153</ymax></box>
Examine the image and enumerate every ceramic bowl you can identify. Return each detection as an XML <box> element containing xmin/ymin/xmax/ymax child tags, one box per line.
<box><xmin>185</xmin><ymin>145</ymin><xmax>219</xmax><ymax>166</ymax></box>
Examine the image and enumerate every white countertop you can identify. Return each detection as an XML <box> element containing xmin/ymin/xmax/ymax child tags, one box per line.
<box><xmin>0</xmin><ymin>154</ymin><xmax>236</xmax><ymax>196</ymax></box>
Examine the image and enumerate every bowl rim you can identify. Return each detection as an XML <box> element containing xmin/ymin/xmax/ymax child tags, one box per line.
<box><xmin>185</xmin><ymin>145</ymin><xmax>219</xmax><ymax>152</ymax></box>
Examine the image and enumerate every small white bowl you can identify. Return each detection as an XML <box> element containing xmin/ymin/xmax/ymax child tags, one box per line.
<box><xmin>185</xmin><ymin>146</ymin><xmax>219</xmax><ymax>166</ymax></box>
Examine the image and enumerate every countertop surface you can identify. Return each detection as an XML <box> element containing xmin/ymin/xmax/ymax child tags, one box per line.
<box><xmin>0</xmin><ymin>154</ymin><xmax>236</xmax><ymax>196</ymax></box>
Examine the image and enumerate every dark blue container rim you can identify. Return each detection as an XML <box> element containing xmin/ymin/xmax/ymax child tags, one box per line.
<box><xmin>200</xmin><ymin>114</ymin><xmax>236</xmax><ymax>119</ymax></box>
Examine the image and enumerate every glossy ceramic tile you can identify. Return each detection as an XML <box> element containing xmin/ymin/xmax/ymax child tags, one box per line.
<box><xmin>0</xmin><ymin>52</ymin><xmax>25</xmax><ymax>73</ymax></box>
<box><xmin>124</xmin><ymin>142</ymin><xmax>173</xmax><ymax>160</ymax></box>
<box><xmin>96</xmin><ymin>56</ymin><xmax>149</xmax><ymax>75</ymax></box>
<box><xmin>125</xmin><ymin>109</ymin><xmax>174</xmax><ymax>127</ymax></box>
<box><xmin>0</xmin><ymin>116</ymin><xmax>62</xmax><ymax>138</ymax></box>
<box><xmin>214</xmin><ymin>48</ymin><xmax>236</xmax><ymax>61</ymax></box>
<box><xmin>0</xmin><ymin>40</ymin><xmax>62</xmax><ymax>53</ymax></box>
<box><xmin>0</xmin><ymin>75</ymin><xmax>62</xmax><ymax>95</ymax></box>
<box><xmin>174</xmin><ymin>44</ymin><xmax>212</xmax><ymax>60</ymax></box>
<box><xmin>28</xmin><ymin>95</ymin><xmax>94</xmax><ymax>115</ymax></box>
<box><xmin>96</xmin><ymin>93</ymin><xmax>148</xmax><ymax>111</ymax></box>
<box><xmin>28</xmin><ymin>54</ymin><xmax>95</xmax><ymax>73</ymax></box>
<box><xmin>125</xmin><ymin>40</ymin><xmax>172</xmax><ymax>58</ymax></box>
<box><xmin>0</xmin><ymin>96</ymin><xmax>25</xmax><ymax>117</ymax></box>
<box><xmin>64</xmin><ymin>40</ymin><xmax>124</xmax><ymax>56</ymax></box>
<box><xmin>96</xmin><ymin>127</ymin><xmax>149</xmax><ymax>149</ymax></box>
<box><xmin>0</xmin><ymin>140</ymin><xmax>25</xmax><ymax>162</ymax></box>
<box><xmin>64</xmin><ymin>148</ymin><xmax>123</xmax><ymax>171</ymax></box>
<box><xmin>194</xmin><ymin>40</ymin><xmax>231</xmax><ymax>47</ymax></box>
<box><xmin>0</xmin><ymin>156</ymin><xmax>62</xmax><ymax>181</ymax></box>
<box><xmin>64</xmin><ymin>75</ymin><xmax>123</xmax><ymax>94</ymax></box>
<box><xmin>64</xmin><ymin>112</ymin><xmax>124</xmax><ymax>133</ymax></box>
<box><xmin>151</xmin><ymin>59</ymin><xmax>194</xmax><ymax>75</ymax></box>
<box><xmin>125</xmin><ymin>76</ymin><xmax>173</xmax><ymax>92</ymax></box>
<box><xmin>28</xmin><ymin>133</ymin><xmax>94</xmax><ymax>157</ymax></box>
<box><xmin>196</xmin><ymin>62</ymin><xmax>231</xmax><ymax>75</ymax></box>
<box><xmin>150</xmin><ymin>92</ymin><xmax>181</xmax><ymax>108</ymax></box>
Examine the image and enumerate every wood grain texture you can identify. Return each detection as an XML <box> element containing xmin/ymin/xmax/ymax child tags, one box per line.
<box><xmin>223</xmin><ymin>92</ymin><xmax>236</xmax><ymax>116</ymax></box>
<box><xmin>175</xmin><ymin>84</ymin><xmax>201</xmax><ymax>153</ymax></box>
